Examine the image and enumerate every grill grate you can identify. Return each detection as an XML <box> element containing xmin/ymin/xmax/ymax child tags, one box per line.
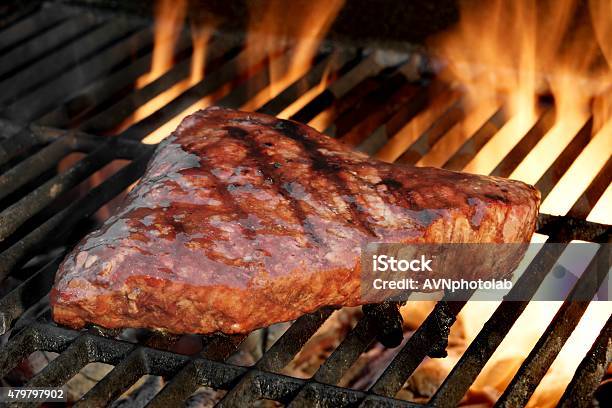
<box><xmin>0</xmin><ymin>2</ymin><xmax>610</xmax><ymax>408</ymax></box>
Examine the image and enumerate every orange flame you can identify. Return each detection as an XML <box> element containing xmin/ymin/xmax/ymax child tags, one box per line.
<box><xmin>125</xmin><ymin>0</ymin><xmax>342</xmax><ymax>143</ymax></box>
<box><xmin>139</xmin><ymin>24</ymin><xmax>216</xmax><ymax>145</ymax></box>
<box><xmin>240</xmin><ymin>0</ymin><xmax>344</xmax><ymax>111</ymax></box>
<box><xmin>421</xmin><ymin>1</ymin><xmax>611</xmax><ymax>406</ymax></box>
<box><xmin>118</xmin><ymin>0</ymin><xmax>215</xmax><ymax>144</ymax></box>
<box><xmin>428</xmin><ymin>0</ymin><xmax>611</xmax><ymax>199</ymax></box>
<box><xmin>137</xmin><ymin>0</ymin><xmax>187</xmax><ymax>89</ymax></box>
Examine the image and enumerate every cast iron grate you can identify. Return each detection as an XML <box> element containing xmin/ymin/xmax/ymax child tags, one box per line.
<box><xmin>0</xmin><ymin>2</ymin><xmax>610</xmax><ymax>407</ymax></box>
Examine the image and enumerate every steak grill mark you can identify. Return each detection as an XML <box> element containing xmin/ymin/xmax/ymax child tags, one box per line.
<box><xmin>223</xmin><ymin>125</ymin><xmax>325</xmax><ymax>246</ymax></box>
<box><xmin>273</xmin><ymin>119</ymin><xmax>378</xmax><ymax>237</ymax></box>
<box><xmin>189</xmin><ymin>139</ymin><xmax>258</xmax><ymax>242</ymax></box>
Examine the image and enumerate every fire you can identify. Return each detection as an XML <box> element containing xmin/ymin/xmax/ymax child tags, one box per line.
<box><xmin>136</xmin><ymin>0</ymin><xmax>187</xmax><ymax>90</ymax></box>
<box><xmin>138</xmin><ymin>23</ymin><xmax>216</xmax><ymax>145</ymax></box>
<box><xmin>118</xmin><ymin>0</ymin><xmax>215</xmax><ymax>144</ymax></box>
<box><xmin>430</xmin><ymin>0</ymin><xmax>539</xmax><ymax>166</ymax></box>
<box><xmin>240</xmin><ymin>0</ymin><xmax>344</xmax><ymax>111</ymax></box>
<box><xmin>458</xmin><ymin>296</ymin><xmax>610</xmax><ymax>407</ymax></box>
<box><xmin>376</xmin><ymin>91</ymin><xmax>459</xmax><ymax>163</ymax></box>
<box><xmin>277</xmin><ymin>64</ymin><xmax>332</xmax><ymax>120</ymax></box>
<box><xmin>123</xmin><ymin>0</ymin><xmax>342</xmax><ymax>144</ymax></box>
<box><xmin>422</xmin><ymin>1</ymin><xmax>612</xmax><ymax>406</ymax></box>
<box><xmin>429</xmin><ymin>0</ymin><xmax>611</xmax><ymax>198</ymax></box>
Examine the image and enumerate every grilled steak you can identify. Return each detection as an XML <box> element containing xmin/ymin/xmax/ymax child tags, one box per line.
<box><xmin>51</xmin><ymin>107</ymin><xmax>540</xmax><ymax>334</ymax></box>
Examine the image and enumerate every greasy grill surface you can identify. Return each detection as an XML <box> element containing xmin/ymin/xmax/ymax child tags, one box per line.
<box><xmin>0</xmin><ymin>2</ymin><xmax>610</xmax><ymax>408</ymax></box>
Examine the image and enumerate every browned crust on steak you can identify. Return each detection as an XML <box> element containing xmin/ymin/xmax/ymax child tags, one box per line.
<box><xmin>51</xmin><ymin>107</ymin><xmax>540</xmax><ymax>334</ymax></box>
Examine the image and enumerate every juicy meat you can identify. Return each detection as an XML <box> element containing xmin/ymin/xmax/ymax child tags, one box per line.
<box><xmin>51</xmin><ymin>107</ymin><xmax>540</xmax><ymax>334</ymax></box>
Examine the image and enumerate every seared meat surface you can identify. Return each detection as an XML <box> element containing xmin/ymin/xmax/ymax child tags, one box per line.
<box><xmin>51</xmin><ymin>107</ymin><xmax>540</xmax><ymax>334</ymax></box>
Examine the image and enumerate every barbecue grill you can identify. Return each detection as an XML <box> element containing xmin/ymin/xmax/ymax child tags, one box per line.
<box><xmin>0</xmin><ymin>1</ymin><xmax>610</xmax><ymax>407</ymax></box>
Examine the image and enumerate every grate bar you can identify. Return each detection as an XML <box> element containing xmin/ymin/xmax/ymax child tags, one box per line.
<box><xmin>217</xmin><ymin>47</ymin><xmax>313</xmax><ymax>110</ymax></box>
<box><xmin>39</xmin><ymin>28</ymin><xmax>201</xmax><ymax>129</ymax></box>
<box><xmin>0</xmin><ymin>148</ymin><xmax>153</xmax><ymax>284</ymax></box>
<box><xmin>0</xmin><ymin>327</ymin><xmax>40</xmax><ymax>378</ymax></box>
<box><xmin>360</xmin><ymin>394</ymin><xmax>425</xmax><ymax>408</ymax></box>
<box><xmin>0</xmin><ymin>129</ymin><xmax>41</xmax><ymax>167</ymax></box>
<box><xmin>291</xmin><ymin>53</ymin><xmax>383</xmax><ymax>126</ymax></box>
<box><xmin>0</xmin><ymin>143</ymin><xmax>115</xmax><ymax>240</ymax></box>
<box><xmin>38</xmin><ymin>51</ymin><xmax>152</xmax><ymax>128</ymax></box>
<box><xmin>0</xmin><ymin>117</ymin><xmax>24</xmax><ymax>139</ymax></box>
<box><xmin>217</xmin><ymin>307</ymin><xmax>335</xmax><ymax>406</ymax></box>
<box><xmin>79</xmin><ymin>37</ymin><xmax>193</xmax><ymax>133</ymax></box>
<box><xmin>217</xmin><ymin>370</ymin><xmax>304</xmax><ymax>407</ymax></box>
<box><xmin>118</xmin><ymin>44</ymin><xmax>265</xmax><ymax>141</ymax></box>
<box><xmin>42</xmin><ymin>40</ymin><xmax>188</xmax><ymax>128</ymax></box>
<box><xmin>146</xmin><ymin>355</ymin><xmax>247</xmax><ymax>408</ymax></box>
<box><xmin>5</xmin><ymin>26</ymin><xmax>152</xmax><ymax>122</ymax></box>
<box><xmin>0</xmin><ymin>323</ymin><xmax>79</xmax><ymax>378</ymax></box>
<box><xmin>557</xmin><ymin>315</ymin><xmax>612</xmax><ymax>408</ymax></box>
<box><xmin>78</xmin><ymin>31</ymin><xmax>240</xmax><ymax>134</ymax></box>
<box><xmin>30</xmin><ymin>125</ymin><xmax>147</xmax><ymax>158</ymax></box>
<box><xmin>21</xmin><ymin>334</ymin><xmax>135</xmax><ymax>408</ymax></box>
<box><xmin>495</xmin><ymin>245</ymin><xmax>610</xmax><ymax>407</ymax></box>
<box><xmin>0</xmin><ymin>19</ymin><xmax>139</xmax><ymax>107</ymax></box>
<box><xmin>535</xmin><ymin>117</ymin><xmax>593</xmax><ymax>200</ymax></box>
<box><xmin>258</xmin><ymin>51</ymin><xmax>344</xmax><ymax>117</ymax></box>
<box><xmin>0</xmin><ymin>13</ymin><xmax>102</xmax><ymax>78</ymax></box>
<box><xmin>366</xmin><ymin>293</ymin><xmax>470</xmax><ymax>399</ymax></box>
<box><xmin>74</xmin><ymin>348</ymin><xmax>148</xmax><ymax>408</ymax></box>
<box><xmin>361</xmin><ymin>84</ymin><xmax>453</xmax><ymax>157</ymax></box>
<box><xmin>199</xmin><ymin>334</ymin><xmax>247</xmax><ymax>361</ymax></box>
<box><xmin>313</xmin><ymin>317</ymin><xmax>377</xmax><ymax>384</ymax></box>
<box><xmin>395</xmin><ymin>96</ymin><xmax>465</xmax><ymax>165</ymax></box>
<box><xmin>339</xmin><ymin>75</ymin><xmax>426</xmax><ymax>147</ymax></box>
<box><xmin>567</xmin><ymin>155</ymin><xmax>612</xmax><ymax>220</ymax></box>
<box><xmin>289</xmin><ymin>302</ymin><xmax>406</xmax><ymax>407</ymax></box>
<box><xmin>490</xmin><ymin>107</ymin><xmax>556</xmax><ymax>177</ymax></box>
<box><xmin>331</xmin><ymin>70</ymin><xmax>409</xmax><ymax>139</ymax></box>
<box><xmin>355</xmin><ymin>83</ymin><xmax>431</xmax><ymax>155</ymax></box>
<box><xmin>0</xmin><ymin>5</ymin><xmax>77</xmax><ymax>53</ymax></box>
<box><xmin>287</xmin><ymin>316</ymin><xmax>382</xmax><ymax>406</ymax></box>
<box><xmin>536</xmin><ymin>213</ymin><xmax>610</xmax><ymax>243</ymax></box>
<box><xmin>429</xmin><ymin>242</ymin><xmax>568</xmax><ymax>406</ymax></box>
<box><xmin>288</xmin><ymin>382</ymin><xmax>366</xmax><ymax>408</ymax></box>
<box><xmin>0</xmin><ymin>136</ymin><xmax>75</xmax><ymax>200</ymax></box>
<box><xmin>256</xmin><ymin>306</ymin><xmax>336</xmax><ymax>373</ymax></box>
<box><xmin>21</xmin><ymin>336</ymin><xmax>91</xmax><ymax>399</ymax></box>
<box><xmin>0</xmin><ymin>255</ymin><xmax>63</xmax><ymax>335</ymax></box>
<box><xmin>443</xmin><ymin>105</ymin><xmax>507</xmax><ymax>170</ymax></box>
<box><xmin>144</xmin><ymin>361</ymin><xmax>201</xmax><ymax>408</ymax></box>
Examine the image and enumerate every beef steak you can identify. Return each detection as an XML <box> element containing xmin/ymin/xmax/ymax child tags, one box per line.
<box><xmin>51</xmin><ymin>107</ymin><xmax>540</xmax><ymax>334</ymax></box>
